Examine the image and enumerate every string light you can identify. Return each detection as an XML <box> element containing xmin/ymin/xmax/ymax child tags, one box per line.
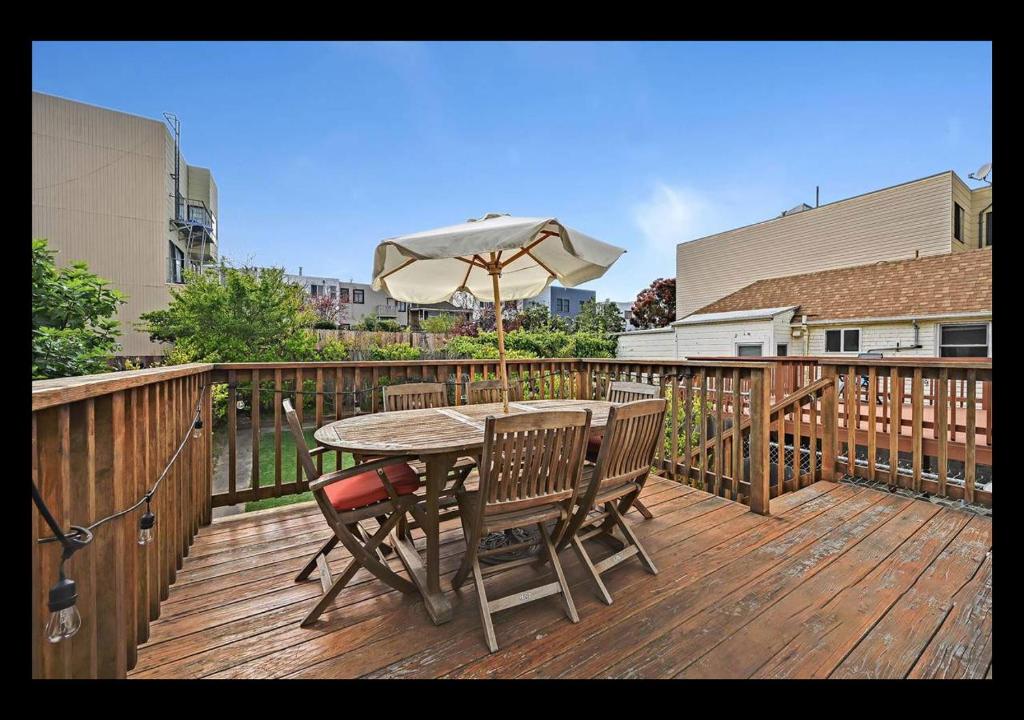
<box><xmin>137</xmin><ymin>498</ymin><xmax>156</xmax><ymax>546</ymax></box>
<box><xmin>192</xmin><ymin>418</ymin><xmax>204</xmax><ymax>440</ymax></box>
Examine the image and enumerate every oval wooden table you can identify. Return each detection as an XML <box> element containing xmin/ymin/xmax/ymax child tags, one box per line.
<box><xmin>314</xmin><ymin>399</ymin><xmax>616</xmax><ymax>625</ymax></box>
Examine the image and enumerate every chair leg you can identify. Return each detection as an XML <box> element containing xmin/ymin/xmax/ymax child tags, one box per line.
<box><xmin>300</xmin><ymin>556</ymin><xmax>362</xmax><ymax>627</ymax></box>
<box><xmin>470</xmin><ymin>556</ymin><xmax>499</xmax><ymax>653</ymax></box>
<box><xmin>570</xmin><ymin>534</ymin><xmax>613</xmax><ymax>605</ymax></box>
<box><xmin>607</xmin><ymin>502</ymin><xmax>657</xmax><ymax>575</ymax></box>
<box><xmin>295</xmin><ymin>535</ymin><xmax>339</xmax><ymax>582</ymax></box>
<box><xmin>538</xmin><ymin>522</ymin><xmax>579</xmax><ymax>623</ymax></box>
<box><xmin>630</xmin><ymin>498</ymin><xmax>654</xmax><ymax>520</ymax></box>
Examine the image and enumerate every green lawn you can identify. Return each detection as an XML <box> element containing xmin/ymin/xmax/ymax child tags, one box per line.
<box><xmin>244</xmin><ymin>428</ymin><xmax>355</xmax><ymax>512</ymax></box>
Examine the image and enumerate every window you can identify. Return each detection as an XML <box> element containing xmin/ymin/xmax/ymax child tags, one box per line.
<box><xmin>556</xmin><ymin>298</ymin><xmax>570</xmax><ymax>313</ymax></box>
<box><xmin>776</xmin><ymin>344</ymin><xmax>788</xmax><ymax>356</ymax></box>
<box><xmin>167</xmin><ymin>242</ymin><xmax>185</xmax><ymax>284</ymax></box>
<box><xmin>328</xmin><ymin>286</ymin><xmax>336</xmax><ymax>298</ymax></box>
<box><xmin>353</xmin><ymin>289</ymin><xmax>365</xmax><ymax>304</ymax></box>
<box><xmin>397</xmin><ymin>301</ymin><xmax>407</xmax><ymax>312</ymax></box>
<box><xmin>386</xmin><ymin>297</ymin><xmax>393</xmax><ymax>306</ymax></box>
<box><xmin>339</xmin><ymin>288</ymin><xmax>350</xmax><ymax>303</ymax></box>
<box><xmin>310</xmin><ymin>284</ymin><xmax>320</xmax><ymax>297</ymax></box>
<box><xmin>939</xmin><ymin>323</ymin><xmax>989</xmax><ymax>358</ymax></box>
<box><xmin>737</xmin><ymin>344</ymin><xmax>763</xmax><ymax>357</ymax></box>
<box><xmin>953</xmin><ymin>202</ymin><xmax>965</xmax><ymax>241</ymax></box>
<box><xmin>825</xmin><ymin>328</ymin><xmax>860</xmax><ymax>353</ymax></box>
<box><xmin>986</xmin><ymin>211</ymin><xmax>992</xmax><ymax>247</ymax></box>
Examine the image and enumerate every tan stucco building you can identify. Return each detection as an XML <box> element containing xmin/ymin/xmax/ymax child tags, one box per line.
<box><xmin>675</xmin><ymin>170</ymin><xmax>992</xmax><ymax>319</ymax></box>
<box><xmin>32</xmin><ymin>92</ymin><xmax>218</xmax><ymax>357</ymax></box>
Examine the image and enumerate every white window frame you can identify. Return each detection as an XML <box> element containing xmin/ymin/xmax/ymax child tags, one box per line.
<box><xmin>824</xmin><ymin>327</ymin><xmax>861</xmax><ymax>353</ymax></box>
<box><xmin>937</xmin><ymin>322</ymin><xmax>990</xmax><ymax>358</ymax></box>
<box><xmin>736</xmin><ymin>343</ymin><xmax>764</xmax><ymax>357</ymax></box>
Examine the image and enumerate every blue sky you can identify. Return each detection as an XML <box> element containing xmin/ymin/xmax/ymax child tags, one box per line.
<box><xmin>32</xmin><ymin>41</ymin><xmax>992</xmax><ymax>302</ymax></box>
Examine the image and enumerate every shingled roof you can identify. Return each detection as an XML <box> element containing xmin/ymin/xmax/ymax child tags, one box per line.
<box><xmin>692</xmin><ymin>248</ymin><xmax>991</xmax><ymax>322</ymax></box>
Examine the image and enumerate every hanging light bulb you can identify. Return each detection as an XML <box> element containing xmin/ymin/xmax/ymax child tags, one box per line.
<box><xmin>192</xmin><ymin>417</ymin><xmax>203</xmax><ymax>440</ymax></box>
<box><xmin>236</xmin><ymin>399</ymin><xmax>245</xmax><ymax>410</ymax></box>
<box><xmin>45</xmin><ymin>562</ymin><xmax>81</xmax><ymax>643</ymax></box>
<box><xmin>138</xmin><ymin>499</ymin><xmax>156</xmax><ymax>546</ymax></box>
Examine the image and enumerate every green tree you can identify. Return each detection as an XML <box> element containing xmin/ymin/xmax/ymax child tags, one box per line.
<box><xmin>32</xmin><ymin>238</ymin><xmax>126</xmax><ymax>379</ymax></box>
<box><xmin>139</xmin><ymin>264</ymin><xmax>321</xmax><ymax>362</ymax></box>
<box><xmin>575</xmin><ymin>299</ymin><xmax>626</xmax><ymax>335</ymax></box>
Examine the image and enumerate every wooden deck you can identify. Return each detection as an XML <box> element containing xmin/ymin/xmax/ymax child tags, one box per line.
<box><xmin>128</xmin><ymin>477</ymin><xmax>992</xmax><ymax>679</ymax></box>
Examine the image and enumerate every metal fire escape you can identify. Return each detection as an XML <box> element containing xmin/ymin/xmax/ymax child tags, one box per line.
<box><xmin>165</xmin><ymin>113</ymin><xmax>216</xmax><ymax>275</ymax></box>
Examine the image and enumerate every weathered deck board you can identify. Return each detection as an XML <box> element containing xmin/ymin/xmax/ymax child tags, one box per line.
<box><xmin>129</xmin><ymin>478</ymin><xmax>991</xmax><ymax>679</ymax></box>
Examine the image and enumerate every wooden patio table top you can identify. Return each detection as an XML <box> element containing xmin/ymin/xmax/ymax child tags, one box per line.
<box><xmin>314</xmin><ymin>399</ymin><xmax>616</xmax><ymax>456</ymax></box>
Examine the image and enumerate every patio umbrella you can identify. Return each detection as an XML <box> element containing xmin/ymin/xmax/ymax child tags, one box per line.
<box><xmin>371</xmin><ymin>213</ymin><xmax>626</xmax><ymax>412</ymax></box>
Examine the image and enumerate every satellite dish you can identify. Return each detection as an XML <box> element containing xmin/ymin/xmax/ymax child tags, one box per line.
<box><xmin>969</xmin><ymin>162</ymin><xmax>992</xmax><ymax>182</ymax></box>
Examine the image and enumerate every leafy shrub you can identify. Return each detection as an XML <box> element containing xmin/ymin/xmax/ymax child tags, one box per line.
<box><xmin>369</xmin><ymin>344</ymin><xmax>422</xmax><ymax>361</ymax></box>
<box><xmin>355</xmin><ymin>312</ymin><xmax>402</xmax><ymax>332</ymax></box>
<box><xmin>313</xmin><ymin>320</ymin><xmax>338</xmax><ymax>330</ymax></box>
<box><xmin>318</xmin><ymin>338</ymin><xmax>350</xmax><ymax>360</ymax></box>
<box><xmin>420</xmin><ymin>313</ymin><xmax>457</xmax><ymax>334</ymax></box>
<box><xmin>32</xmin><ymin>238</ymin><xmax>126</xmax><ymax>379</ymax></box>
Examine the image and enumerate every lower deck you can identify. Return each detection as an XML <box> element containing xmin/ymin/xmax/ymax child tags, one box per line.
<box><xmin>129</xmin><ymin>477</ymin><xmax>992</xmax><ymax>679</ymax></box>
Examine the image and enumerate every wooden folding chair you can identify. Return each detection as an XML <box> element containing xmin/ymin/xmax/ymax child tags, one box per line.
<box><xmin>381</xmin><ymin>381</ymin><xmax>448</xmax><ymax>411</ymax></box>
<box><xmin>560</xmin><ymin>398</ymin><xmax>667</xmax><ymax>605</ymax></box>
<box><xmin>284</xmin><ymin>399</ymin><xmax>424</xmax><ymax>627</ymax></box>
<box><xmin>452</xmin><ymin>409</ymin><xmax>592</xmax><ymax>652</ymax></box>
<box><xmin>379</xmin><ymin>381</ymin><xmax>476</xmax><ymax>525</ymax></box>
<box><xmin>466</xmin><ymin>378</ymin><xmax>523</xmax><ymax>405</ymax></box>
<box><xmin>586</xmin><ymin>380</ymin><xmax>662</xmax><ymax>520</ymax></box>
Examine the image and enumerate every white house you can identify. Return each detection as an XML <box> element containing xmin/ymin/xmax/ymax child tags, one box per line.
<box><xmin>617</xmin><ymin>248</ymin><xmax>992</xmax><ymax>359</ymax></box>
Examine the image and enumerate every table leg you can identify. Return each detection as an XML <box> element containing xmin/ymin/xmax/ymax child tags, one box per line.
<box><xmin>389</xmin><ymin>452</ymin><xmax>455</xmax><ymax>625</ymax></box>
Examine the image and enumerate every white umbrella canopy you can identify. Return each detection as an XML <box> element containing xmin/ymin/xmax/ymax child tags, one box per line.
<box><xmin>371</xmin><ymin>213</ymin><xmax>626</xmax><ymax>412</ymax></box>
<box><xmin>371</xmin><ymin>214</ymin><xmax>626</xmax><ymax>304</ymax></box>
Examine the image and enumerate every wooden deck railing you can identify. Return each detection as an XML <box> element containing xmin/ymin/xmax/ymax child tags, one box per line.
<box><xmin>31</xmin><ymin>355</ymin><xmax>992</xmax><ymax>678</ymax></box>
<box><xmin>32</xmin><ymin>364</ymin><xmax>213</xmax><ymax>679</ymax></box>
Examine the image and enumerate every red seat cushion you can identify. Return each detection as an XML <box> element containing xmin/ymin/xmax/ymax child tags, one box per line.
<box><xmin>586</xmin><ymin>433</ymin><xmax>604</xmax><ymax>462</ymax></box>
<box><xmin>324</xmin><ymin>462</ymin><xmax>420</xmax><ymax>511</ymax></box>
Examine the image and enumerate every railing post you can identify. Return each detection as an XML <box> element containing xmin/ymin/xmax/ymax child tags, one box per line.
<box><xmin>748</xmin><ymin>366</ymin><xmax>772</xmax><ymax>515</ymax></box>
<box><xmin>820</xmin><ymin>365</ymin><xmax>837</xmax><ymax>481</ymax></box>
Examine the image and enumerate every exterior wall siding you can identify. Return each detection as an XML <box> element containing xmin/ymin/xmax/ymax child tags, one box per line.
<box><xmin>676</xmin><ymin>318</ymin><xmax>777</xmax><ymax>357</ymax></box>
<box><xmin>616</xmin><ymin>330</ymin><xmax>676</xmax><ymax>359</ymax></box>
<box><xmin>805</xmin><ymin>316</ymin><xmax>992</xmax><ymax>358</ymax></box>
<box><xmin>675</xmin><ymin>172</ymin><xmax>957</xmax><ymax>318</ymax></box>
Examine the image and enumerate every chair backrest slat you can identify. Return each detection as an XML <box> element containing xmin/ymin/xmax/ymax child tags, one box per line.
<box><xmin>382</xmin><ymin>382</ymin><xmax>447</xmax><ymax>411</ymax></box>
<box><xmin>606</xmin><ymin>380</ymin><xmax>661</xmax><ymax>404</ymax></box>
<box><xmin>283</xmin><ymin>398</ymin><xmax>321</xmax><ymax>482</ymax></box>
<box><xmin>467</xmin><ymin>378</ymin><xmax>523</xmax><ymax>405</ymax></box>
<box><xmin>591</xmin><ymin>398</ymin><xmax>667</xmax><ymax>493</ymax></box>
<box><xmin>477</xmin><ymin>409</ymin><xmax>591</xmax><ymax>517</ymax></box>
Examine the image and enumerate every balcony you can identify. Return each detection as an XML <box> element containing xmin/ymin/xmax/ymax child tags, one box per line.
<box><xmin>31</xmin><ymin>357</ymin><xmax>992</xmax><ymax>678</ymax></box>
<box><xmin>375</xmin><ymin>304</ymin><xmax>400</xmax><ymax>318</ymax></box>
<box><xmin>170</xmin><ymin>196</ymin><xmax>217</xmax><ymax>264</ymax></box>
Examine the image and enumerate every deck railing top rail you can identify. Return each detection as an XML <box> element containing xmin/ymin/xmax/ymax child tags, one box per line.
<box><xmin>32</xmin><ymin>363</ymin><xmax>214</xmax><ymax>411</ymax></box>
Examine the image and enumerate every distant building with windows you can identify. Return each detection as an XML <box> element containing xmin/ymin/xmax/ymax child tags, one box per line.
<box><xmin>525</xmin><ymin>285</ymin><xmax>597</xmax><ymax>321</ymax></box>
<box><xmin>283</xmin><ymin>272</ymin><xmax>407</xmax><ymax>328</ymax></box>
<box><xmin>614</xmin><ymin>301</ymin><xmax>636</xmax><ymax>330</ymax></box>
<box><xmin>282</xmin><ymin>271</ymin><xmax>472</xmax><ymax>330</ymax></box>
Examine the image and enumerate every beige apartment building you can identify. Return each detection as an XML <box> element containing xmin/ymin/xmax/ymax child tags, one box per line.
<box><xmin>32</xmin><ymin>92</ymin><xmax>218</xmax><ymax>357</ymax></box>
<box><xmin>675</xmin><ymin>170</ymin><xmax>992</xmax><ymax>318</ymax></box>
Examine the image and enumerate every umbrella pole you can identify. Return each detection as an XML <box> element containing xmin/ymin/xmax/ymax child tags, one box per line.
<box><xmin>489</xmin><ymin>269</ymin><xmax>510</xmax><ymax>414</ymax></box>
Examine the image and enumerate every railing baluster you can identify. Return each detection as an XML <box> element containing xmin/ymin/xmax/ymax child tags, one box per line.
<box><xmin>936</xmin><ymin>368</ymin><xmax>949</xmax><ymax>497</ymax></box>
<box><xmin>683</xmin><ymin>371</ymin><xmax>693</xmax><ymax>485</ymax></box>
<box><xmin>867</xmin><ymin>367</ymin><xmax>876</xmax><ymax>482</ymax></box>
<box><xmin>699</xmin><ymin>371</ymin><xmax>708</xmax><ymax>490</ymax></box>
<box><xmin>251</xmin><ymin>369</ymin><xmax>261</xmax><ymax>495</ymax></box>
<box><xmin>227</xmin><ymin>370</ymin><xmax>237</xmax><ymax>506</ymax></box>
<box><xmin>845</xmin><ymin>365</ymin><xmax>856</xmax><ymax>476</ymax></box>
<box><xmin>912</xmin><ymin>367</ymin><xmax>923</xmax><ymax>492</ymax></box>
<box><xmin>731</xmin><ymin>368</ymin><xmax>742</xmax><ymax>498</ymax></box>
<box><xmin>714</xmin><ymin>368</ymin><xmax>724</xmax><ymax>496</ymax></box>
<box><xmin>315</xmin><ymin>369</ymin><xmax>324</xmax><ymax>474</ymax></box>
<box><xmin>966</xmin><ymin>369</ymin><xmax>977</xmax><ymax>504</ymax></box>
<box><xmin>890</xmin><ymin>367</ymin><xmax>901</xmax><ymax>484</ymax></box>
